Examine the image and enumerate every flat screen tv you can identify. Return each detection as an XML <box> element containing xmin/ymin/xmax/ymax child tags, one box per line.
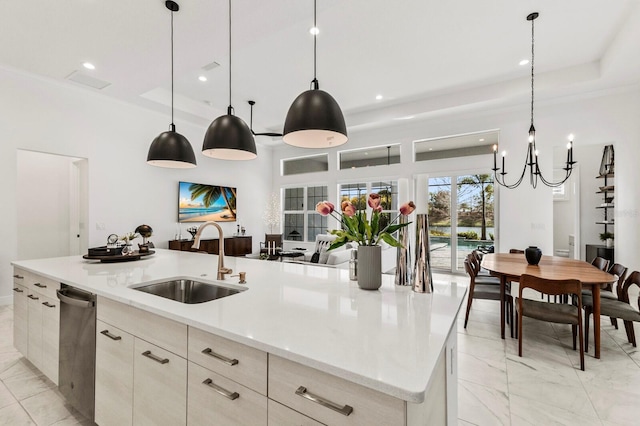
<box><xmin>178</xmin><ymin>181</ymin><xmax>237</xmax><ymax>223</ymax></box>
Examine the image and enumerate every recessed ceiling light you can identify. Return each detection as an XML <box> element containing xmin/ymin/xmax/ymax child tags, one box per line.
<box><xmin>309</xmin><ymin>27</ymin><xmax>319</xmax><ymax>35</ymax></box>
<box><xmin>198</xmin><ymin>75</ymin><xmax>207</xmax><ymax>82</ymax></box>
<box><xmin>82</xmin><ymin>62</ymin><xmax>95</xmax><ymax>70</ymax></box>
<box><xmin>519</xmin><ymin>59</ymin><xmax>529</xmax><ymax>66</ymax></box>
<box><xmin>375</xmin><ymin>94</ymin><xmax>383</xmax><ymax>100</ymax></box>
<box><xmin>394</xmin><ymin>115</ymin><xmax>415</xmax><ymax>120</ymax></box>
<box><xmin>479</xmin><ymin>138</ymin><xmax>485</xmax><ymax>142</ymax></box>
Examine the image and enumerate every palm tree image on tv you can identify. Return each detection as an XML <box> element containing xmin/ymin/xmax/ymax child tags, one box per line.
<box><xmin>179</xmin><ymin>182</ymin><xmax>237</xmax><ymax>222</ymax></box>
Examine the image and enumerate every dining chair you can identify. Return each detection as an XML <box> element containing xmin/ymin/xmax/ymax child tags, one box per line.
<box><xmin>260</xmin><ymin>234</ymin><xmax>283</xmax><ymax>255</ymax></box>
<box><xmin>516</xmin><ymin>274</ymin><xmax>584</xmax><ymax>371</ymax></box>
<box><xmin>603</xmin><ymin>263</ymin><xmax>628</xmax><ymax>329</ymax></box>
<box><xmin>584</xmin><ymin>270</ymin><xmax>640</xmax><ymax>350</ymax></box>
<box><xmin>464</xmin><ymin>254</ymin><xmax>513</xmax><ymax>336</ymax></box>
<box><xmin>591</xmin><ymin>256</ymin><xmax>610</xmax><ymax>272</ymax></box>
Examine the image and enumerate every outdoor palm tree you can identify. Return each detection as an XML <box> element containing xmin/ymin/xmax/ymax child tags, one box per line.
<box><xmin>188</xmin><ymin>184</ymin><xmax>237</xmax><ymax>219</ymax></box>
<box><xmin>457</xmin><ymin>174</ymin><xmax>493</xmax><ymax>240</ymax></box>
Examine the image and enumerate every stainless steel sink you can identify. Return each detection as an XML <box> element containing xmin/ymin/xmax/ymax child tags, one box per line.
<box><xmin>132</xmin><ymin>279</ymin><xmax>243</xmax><ymax>304</ymax></box>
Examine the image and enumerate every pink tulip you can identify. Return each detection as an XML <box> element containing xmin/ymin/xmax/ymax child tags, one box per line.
<box><xmin>342</xmin><ymin>201</ymin><xmax>356</xmax><ymax>217</ymax></box>
<box><xmin>400</xmin><ymin>201</ymin><xmax>416</xmax><ymax>216</ymax></box>
<box><xmin>315</xmin><ymin>201</ymin><xmax>334</xmax><ymax>216</ymax></box>
<box><xmin>368</xmin><ymin>193</ymin><xmax>381</xmax><ymax>209</ymax></box>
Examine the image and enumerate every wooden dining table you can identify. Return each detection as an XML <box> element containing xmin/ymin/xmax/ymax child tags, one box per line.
<box><xmin>481</xmin><ymin>253</ymin><xmax>616</xmax><ymax>359</ymax></box>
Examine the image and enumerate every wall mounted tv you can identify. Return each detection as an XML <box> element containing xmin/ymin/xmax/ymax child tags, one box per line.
<box><xmin>178</xmin><ymin>181</ymin><xmax>237</xmax><ymax>223</ymax></box>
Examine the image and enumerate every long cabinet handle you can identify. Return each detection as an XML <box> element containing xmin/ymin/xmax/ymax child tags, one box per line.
<box><xmin>141</xmin><ymin>350</ymin><xmax>169</xmax><ymax>364</ymax></box>
<box><xmin>42</xmin><ymin>301</ymin><xmax>56</xmax><ymax>308</ymax></box>
<box><xmin>27</xmin><ymin>294</ymin><xmax>39</xmax><ymax>300</ymax></box>
<box><xmin>100</xmin><ymin>330</ymin><xmax>122</xmax><ymax>341</ymax></box>
<box><xmin>201</xmin><ymin>348</ymin><xmax>238</xmax><ymax>366</ymax></box>
<box><xmin>34</xmin><ymin>283</ymin><xmax>47</xmax><ymax>288</ymax></box>
<box><xmin>202</xmin><ymin>378</ymin><xmax>239</xmax><ymax>400</ymax></box>
<box><xmin>295</xmin><ymin>386</ymin><xmax>353</xmax><ymax>417</ymax></box>
<box><xmin>13</xmin><ymin>274</ymin><xmax>24</xmax><ymax>279</ymax></box>
<box><xmin>12</xmin><ymin>287</ymin><xmax>24</xmax><ymax>293</ymax></box>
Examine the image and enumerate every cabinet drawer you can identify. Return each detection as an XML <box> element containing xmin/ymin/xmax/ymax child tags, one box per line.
<box><xmin>268</xmin><ymin>400</ymin><xmax>324</xmax><ymax>426</ymax></box>
<box><xmin>29</xmin><ymin>274</ymin><xmax>60</xmax><ymax>300</ymax></box>
<box><xmin>133</xmin><ymin>339</ymin><xmax>187</xmax><ymax>426</ymax></box>
<box><xmin>187</xmin><ymin>361</ymin><xmax>267</xmax><ymax>426</ymax></box>
<box><xmin>95</xmin><ymin>321</ymin><xmax>134</xmax><ymax>426</ymax></box>
<box><xmin>268</xmin><ymin>355</ymin><xmax>405</xmax><ymax>426</ymax></box>
<box><xmin>13</xmin><ymin>268</ymin><xmax>27</xmax><ymax>286</ymax></box>
<box><xmin>98</xmin><ymin>296</ymin><xmax>188</xmax><ymax>358</ymax></box>
<box><xmin>188</xmin><ymin>327</ymin><xmax>267</xmax><ymax>395</ymax></box>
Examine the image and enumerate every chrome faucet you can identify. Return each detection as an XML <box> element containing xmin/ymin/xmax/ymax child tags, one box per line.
<box><xmin>192</xmin><ymin>221</ymin><xmax>232</xmax><ymax>280</ymax></box>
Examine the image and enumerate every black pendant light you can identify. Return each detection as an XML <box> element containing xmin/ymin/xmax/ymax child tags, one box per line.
<box><xmin>202</xmin><ymin>0</ymin><xmax>257</xmax><ymax>161</ymax></box>
<box><xmin>147</xmin><ymin>1</ymin><xmax>197</xmax><ymax>169</ymax></box>
<box><xmin>283</xmin><ymin>0</ymin><xmax>347</xmax><ymax>149</ymax></box>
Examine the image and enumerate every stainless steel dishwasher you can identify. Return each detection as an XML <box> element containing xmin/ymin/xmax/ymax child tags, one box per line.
<box><xmin>56</xmin><ymin>284</ymin><xmax>96</xmax><ymax>421</ymax></box>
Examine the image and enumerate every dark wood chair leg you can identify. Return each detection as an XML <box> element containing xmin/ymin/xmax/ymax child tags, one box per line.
<box><xmin>572</xmin><ymin>324</ymin><xmax>577</xmax><ymax>350</ymax></box>
<box><xmin>518</xmin><ymin>305</ymin><xmax>523</xmax><ymax>356</ymax></box>
<box><xmin>584</xmin><ymin>308</ymin><xmax>591</xmax><ymax>353</ymax></box>
<box><xmin>611</xmin><ymin>317</ymin><xmax>618</xmax><ymax>329</ymax></box>
<box><xmin>628</xmin><ymin>321</ymin><xmax>637</xmax><ymax>347</ymax></box>
<box><xmin>579</xmin><ymin>319</ymin><xmax>585</xmax><ymax>371</ymax></box>
<box><xmin>464</xmin><ymin>293</ymin><xmax>473</xmax><ymax>329</ymax></box>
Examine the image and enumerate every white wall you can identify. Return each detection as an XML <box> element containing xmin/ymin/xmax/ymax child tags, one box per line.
<box><xmin>1</xmin><ymin>66</ymin><xmax>273</xmax><ymax>303</ymax></box>
<box><xmin>272</xmin><ymin>87</ymin><xmax>640</xmax><ymax>272</ymax></box>
<box><xmin>16</xmin><ymin>151</ymin><xmax>75</xmax><ymax>260</ymax></box>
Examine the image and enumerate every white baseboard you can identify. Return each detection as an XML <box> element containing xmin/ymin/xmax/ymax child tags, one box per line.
<box><xmin>0</xmin><ymin>295</ymin><xmax>13</xmax><ymax>306</ymax></box>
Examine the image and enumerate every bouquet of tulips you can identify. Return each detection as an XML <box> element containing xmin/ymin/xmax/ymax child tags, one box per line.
<box><xmin>316</xmin><ymin>193</ymin><xmax>415</xmax><ymax>250</ymax></box>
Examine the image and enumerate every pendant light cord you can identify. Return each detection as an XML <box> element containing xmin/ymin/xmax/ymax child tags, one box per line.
<box><xmin>530</xmin><ymin>16</ymin><xmax>535</xmax><ymax>128</ymax></box>
<box><xmin>313</xmin><ymin>0</ymin><xmax>317</xmax><ymax>82</ymax></box>
<box><xmin>170</xmin><ymin>7</ymin><xmax>175</xmax><ymax>128</ymax></box>
<box><xmin>228</xmin><ymin>0</ymin><xmax>232</xmax><ymax>112</ymax></box>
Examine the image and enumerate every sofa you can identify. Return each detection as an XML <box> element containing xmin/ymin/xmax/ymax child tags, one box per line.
<box><xmin>294</xmin><ymin>234</ymin><xmax>396</xmax><ymax>272</ymax></box>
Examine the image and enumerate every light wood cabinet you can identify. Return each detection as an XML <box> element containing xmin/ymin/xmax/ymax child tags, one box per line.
<box><xmin>40</xmin><ymin>294</ymin><xmax>60</xmax><ymax>384</ymax></box>
<box><xmin>269</xmin><ymin>355</ymin><xmax>405</xmax><ymax>426</ymax></box>
<box><xmin>133</xmin><ymin>339</ymin><xmax>187</xmax><ymax>426</ymax></box>
<box><xmin>12</xmin><ymin>274</ymin><xmax>28</xmax><ymax>357</ymax></box>
<box><xmin>187</xmin><ymin>361</ymin><xmax>266</xmax><ymax>426</ymax></box>
<box><xmin>96</xmin><ymin>297</ymin><xmax>188</xmax><ymax>426</ymax></box>
<box><xmin>188</xmin><ymin>327</ymin><xmax>267</xmax><ymax>395</ymax></box>
<box><xmin>95</xmin><ymin>321</ymin><xmax>134</xmax><ymax>426</ymax></box>
<box><xmin>13</xmin><ymin>268</ymin><xmax>61</xmax><ymax>385</ymax></box>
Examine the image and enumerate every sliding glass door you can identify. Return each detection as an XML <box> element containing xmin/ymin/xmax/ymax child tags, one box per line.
<box><xmin>427</xmin><ymin>174</ymin><xmax>495</xmax><ymax>273</ymax></box>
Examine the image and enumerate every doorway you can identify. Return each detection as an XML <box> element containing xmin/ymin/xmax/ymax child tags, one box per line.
<box><xmin>426</xmin><ymin>173</ymin><xmax>495</xmax><ymax>273</ymax></box>
<box><xmin>16</xmin><ymin>150</ymin><xmax>88</xmax><ymax>260</ymax></box>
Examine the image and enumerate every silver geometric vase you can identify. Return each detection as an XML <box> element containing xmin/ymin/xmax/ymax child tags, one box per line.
<box><xmin>395</xmin><ymin>216</ymin><xmax>411</xmax><ymax>286</ymax></box>
<box><xmin>412</xmin><ymin>213</ymin><xmax>433</xmax><ymax>293</ymax></box>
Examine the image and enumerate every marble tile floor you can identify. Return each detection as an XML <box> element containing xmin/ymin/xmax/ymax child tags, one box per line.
<box><xmin>1</xmin><ymin>286</ymin><xmax>640</xmax><ymax>426</ymax></box>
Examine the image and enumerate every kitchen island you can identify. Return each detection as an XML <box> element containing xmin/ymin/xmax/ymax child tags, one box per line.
<box><xmin>12</xmin><ymin>248</ymin><xmax>467</xmax><ymax>425</ymax></box>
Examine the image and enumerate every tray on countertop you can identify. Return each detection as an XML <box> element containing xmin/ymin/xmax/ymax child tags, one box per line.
<box><xmin>83</xmin><ymin>250</ymin><xmax>155</xmax><ymax>263</ymax></box>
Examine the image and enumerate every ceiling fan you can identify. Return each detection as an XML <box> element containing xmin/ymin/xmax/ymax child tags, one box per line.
<box><xmin>248</xmin><ymin>101</ymin><xmax>283</xmax><ymax>137</ymax></box>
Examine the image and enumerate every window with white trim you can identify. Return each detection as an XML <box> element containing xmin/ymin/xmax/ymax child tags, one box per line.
<box><xmin>338</xmin><ymin>180</ymin><xmax>399</xmax><ymax>231</ymax></box>
<box><xmin>283</xmin><ymin>186</ymin><xmax>328</xmax><ymax>242</ymax></box>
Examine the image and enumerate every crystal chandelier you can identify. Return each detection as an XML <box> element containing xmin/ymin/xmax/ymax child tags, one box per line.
<box><xmin>492</xmin><ymin>12</ymin><xmax>576</xmax><ymax>189</ymax></box>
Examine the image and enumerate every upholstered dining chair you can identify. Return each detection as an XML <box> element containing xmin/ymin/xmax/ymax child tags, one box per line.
<box><xmin>584</xmin><ymin>270</ymin><xmax>640</xmax><ymax>351</ymax></box>
<box><xmin>464</xmin><ymin>254</ymin><xmax>513</xmax><ymax>336</ymax></box>
<box><xmin>516</xmin><ymin>274</ymin><xmax>585</xmax><ymax>371</ymax></box>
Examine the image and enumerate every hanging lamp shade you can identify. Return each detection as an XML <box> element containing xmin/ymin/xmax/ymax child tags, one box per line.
<box><xmin>201</xmin><ymin>0</ymin><xmax>256</xmax><ymax>161</ymax></box>
<box><xmin>148</xmin><ymin>124</ymin><xmax>197</xmax><ymax>168</ymax></box>
<box><xmin>282</xmin><ymin>0</ymin><xmax>347</xmax><ymax>149</ymax></box>
<box><xmin>146</xmin><ymin>0</ymin><xmax>196</xmax><ymax>169</ymax></box>
<box><xmin>202</xmin><ymin>107</ymin><xmax>257</xmax><ymax>160</ymax></box>
<box><xmin>283</xmin><ymin>84</ymin><xmax>347</xmax><ymax>148</ymax></box>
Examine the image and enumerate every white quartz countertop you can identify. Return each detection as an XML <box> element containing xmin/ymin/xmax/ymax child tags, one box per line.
<box><xmin>12</xmin><ymin>249</ymin><xmax>467</xmax><ymax>403</ymax></box>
